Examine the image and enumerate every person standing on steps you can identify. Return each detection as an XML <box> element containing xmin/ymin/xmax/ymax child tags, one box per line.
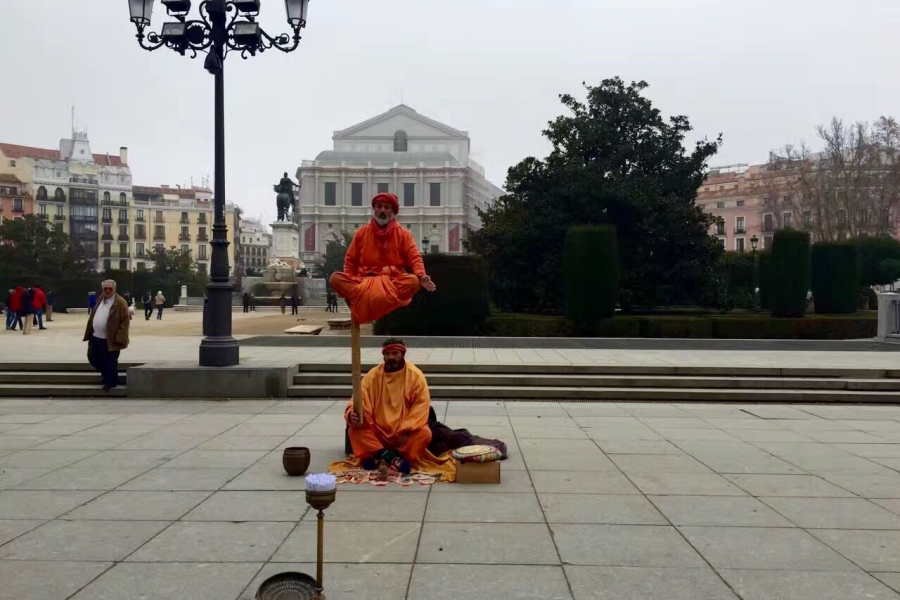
<box><xmin>142</xmin><ymin>291</ymin><xmax>153</xmax><ymax>320</ymax></box>
<box><xmin>279</xmin><ymin>292</ymin><xmax>287</xmax><ymax>314</ymax></box>
<box><xmin>154</xmin><ymin>290</ymin><xmax>166</xmax><ymax>320</ymax></box>
<box><xmin>290</xmin><ymin>290</ymin><xmax>299</xmax><ymax>315</ymax></box>
<box><xmin>83</xmin><ymin>279</ymin><xmax>130</xmax><ymax>391</ymax></box>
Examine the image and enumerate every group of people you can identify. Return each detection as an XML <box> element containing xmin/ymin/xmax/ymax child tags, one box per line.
<box><xmin>278</xmin><ymin>291</ymin><xmax>301</xmax><ymax>315</ymax></box>
<box><xmin>241</xmin><ymin>293</ymin><xmax>256</xmax><ymax>312</ymax></box>
<box><xmin>325</xmin><ymin>290</ymin><xmax>340</xmax><ymax>312</ymax></box>
<box><xmin>5</xmin><ymin>286</ymin><xmax>52</xmax><ymax>334</ymax></box>
<box><xmin>89</xmin><ymin>289</ymin><xmax>166</xmax><ymax>322</ymax></box>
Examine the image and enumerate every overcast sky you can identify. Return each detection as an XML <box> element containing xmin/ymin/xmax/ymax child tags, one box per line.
<box><xmin>1</xmin><ymin>0</ymin><xmax>897</xmax><ymax>224</ymax></box>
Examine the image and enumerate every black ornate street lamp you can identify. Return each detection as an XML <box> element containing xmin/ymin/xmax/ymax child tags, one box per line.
<box><xmin>750</xmin><ymin>234</ymin><xmax>759</xmax><ymax>252</ymax></box>
<box><xmin>127</xmin><ymin>0</ymin><xmax>310</xmax><ymax>367</ymax></box>
<box><xmin>422</xmin><ymin>236</ymin><xmax>430</xmax><ymax>255</ymax></box>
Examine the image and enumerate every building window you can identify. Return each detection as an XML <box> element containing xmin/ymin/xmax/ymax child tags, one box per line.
<box><xmin>735</xmin><ymin>216</ymin><xmax>745</xmax><ymax>234</ymax></box>
<box><xmin>198</xmin><ymin>213</ymin><xmax>207</xmax><ymax>224</ymax></box>
<box><xmin>763</xmin><ymin>213</ymin><xmax>774</xmax><ymax>232</ymax></box>
<box><xmin>119</xmin><ymin>225</ymin><xmax>127</xmax><ymax>237</ymax></box>
<box><xmin>803</xmin><ymin>211</ymin><xmax>812</xmax><ymax>227</ymax></box>
<box><xmin>136</xmin><ymin>242</ymin><xmax>145</xmax><ymax>256</ymax></box>
<box><xmin>735</xmin><ymin>237</ymin><xmax>745</xmax><ymax>253</ymax></box>
<box><xmin>119</xmin><ymin>242</ymin><xmax>128</xmax><ymax>255</ymax></box>
<box><xmin>120</xmin><ymin>192</ymin><xmax>126</xmax><ymax>203</ymax></box>
<box><xmin>181</xmin><ymin>226</ymin><xmax>189</xmax><ymax>239</ymax></box>
<box><xmin>180</xmin><ymin>212</ymin><xmax>189</xmax><ymax>223</ymax></box>
<box><xmin>736</xmin><ymin>200</ymin><xmax>745</xmax><ymax>207</ymax></box>
<box><xmin>103</xmin><ymin>225</ymin><xmax>111</xmax><ymax>236</ymax></box>
<box><xmin>324</xmin><ymin>182</ymin><xmax>336</xmax><ymax>206</ymax></box>
<box><xmin>136</xmin><ymin>209</ymin><xmax>144</xmax><ymax>221</ymax></box>
<box><xmin>783</xmin><ymin>195</ymin><xmax>791</xmax><ymax>205</ymax></box>
<box><xmin>181</xmin><ymin>244</ymin><xmax>190</xmax><ymax>254</ymax></box>
<box><xmin>54</xmin><ymin>187</ymin><xmax>65</xmax><ymax>200</ymax></box>
<box><xmin>102</xmin><ymin>208</ymin><xmax>112</xmax><ymax>222</ymax></box>
<box><xmin>55</xmin><ymin>170</ymin><xmax>63</xmax><ymax>178</ymax></box>
<box><xmin>429</xmin><ymin>183</ymin><xmax>441</xmax><ymax>206</ymax></box>
<box><xmin>119</xmin><ymin>260</ymin><xmax>128</xmax><ymax>270</ymax></box>
<box><xmin>394</xmin><ymin>130</ymin><xmax>408</xmax><ymax>152</ymax></box>
<box><xmin>102</xmin><ymin>172</ymin><xmax>109</xmax><ymax>182</ymax></box>
<box><xmin>103</xmin><ymin>191</ymin><xmax>110</xmax><ymax>202</ymax></box>
<box><xmin>403</xmin><ymin>182</ymin><xmax>415</xmax><ymax>207</ymax></box>
<box><xmin>37</xmin><ymin>186</ymin><xmax>47</xmax><ymax>200</ymax></box>
<box><xmin>56</xmin><ymin>205</ymin><xmax>63</xmax><ymax>217</ymax></box>
<box><xmin>8</xmin><ymin>159</ymin><xmax>14</xmax><ymax>167</ymax></box>
<box><xmin>764</xmin><ymin>236</ymin><xmax>773</xmax><ymax>249</ymax></box>
<box><xmin>103</xmin><ymin>260</ymin><xmax>111</xmax><ymax>271</ymax></box>
<box><xmin>351</xmin><ymin>182</ymin><xmax>363</xmax><ymax>206</ymax></box>
<box><xmin>119</xmin><ymin>209</ymin><xmax>127</xmax><ymax>221</ymax></box>
<box><xmin>155</xmin><ymin>210</ymin><xmax>164</xmax><ymax>222</ymax></box>
<box><xmin>716</xmin><ymin>202</ymin><xmax>725</xmax><ymax>209</ymax></box>
<box><xmin>783</xmin><ymin>212</ymin><xmax>793</xmax><ymax>228</ymax></box>
<box><xmin>39</xmin><ymin>203</ymin><xmax>47</xmax><ymax>216</ymax></box>
<box><xmin>198</xmin><ymin>245</ymin><xmax>208</xmax><ymax>260</ymax></box>
<box><xmin>135</xmin><ymin>224</ymin><xmax>145</xmax><ymax>238</ymax></box>
<box><xmin>197</xmin><ymin>263</ymin><xmax>207</xmax><ymax>274</ymax></box>
<box><xmin>11</xmin><ymin>198</ymin><xmax>22</xmax><ymax>212</ymax></box>
<box><xmin>715</xmin><ymin>221</ymin><xmax>725</xmax><ymax>235</ymax></box>
<box><xmin>136</xmin><ymin>262</ymin><xmax>145</xmax><ymax>271</ymax></box>
<box><xmin>377</xmin><ymin>182</ymin><xmax>389</xmax><ymax>194</ymax></box>
<box><xmin>154</xmin><ymin>226</ymin><xmax>165</xmax><ymax>239</ymax></box>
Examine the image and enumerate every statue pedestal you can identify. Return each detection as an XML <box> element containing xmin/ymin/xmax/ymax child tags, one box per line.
<box><xmin>270</xmin><ymin>221</ymin><xmax>301</xmax><ymax>271</ymax></box>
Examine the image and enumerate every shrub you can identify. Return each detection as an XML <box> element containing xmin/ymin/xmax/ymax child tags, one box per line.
<box><xmin>710</xmin><ymin>315</ymin><xmax>875</xmax><ymax>339</ymax></box>
<box><xmin>758</xmin><ymin>251</ymin><xmax>772</xmax><ymax>310</ymax></box>
<box><xmin>722</xmin><ymin>252</ymin><xmax>756</xmax><ymax>310</ymax></box>
<box><xmin>563</xmin><ymin>225</ymin><xmax>619</xmax><ymax>332</ymax></box>
<box><xmin>862</xmin><ymin>287</ymin><xmax>878</xmax><ymax>310</ymax></box>
<box><xmin>880</xmin><ymin>259</ymin><xmax>900</xmax><ymax>288</ymax></box>
<box><xmin>374</xmin><ymin>254</ymin><xmax>490</xmax><ymax>336</ymax></box>
<box><xmin>857</xmin><ymin>235</ymin><xmax>900</xmax><ymax>286</ymax></box>
<box><xmin>770</xmin><ymin>229</ymin><xmax>811</xmax><ymax>317</ymax></box>
<box><xmin>811</xmin><ymin>242</ymin><xmax>859</xmax><ymax>314</ymax></box>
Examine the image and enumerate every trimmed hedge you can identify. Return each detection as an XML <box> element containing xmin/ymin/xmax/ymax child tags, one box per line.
<box><xmin>723</xmin><ymin>252</ymin><xmax>756</xmax><ymax>309</ymax></box>
<box><xmin>758</xmin><ymin>251</ymin><xmax>772</xmax><ymax>310</ymax></box>
<box><xmin>811</xmin><ymin>242</ymin><xmax>859</xmax><ymax>314</ymax></box>
<box><xmin>563</xmin><ymin>225</ymin><xmax>619</xmax><ymax>331</ymax></box>
<box><xmin>374</xmin><ymin>254</ymin><xmax>490</xmax><ymax>336</ymax></box>
<box><xmin>771</xmin><ymin>229</ymin><xmax>811</xmax><ymax>317</ymax></box>
<box><xmin>486</xmin><ymin>313</ymin><xmax>876</xmax><ymax>340</ymax></box>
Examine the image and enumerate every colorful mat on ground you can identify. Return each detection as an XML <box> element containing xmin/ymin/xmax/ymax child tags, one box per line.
<box><xmin>329</xmin><ymin>449</ymin><xmax>457</xmax><ymax>484</ymax></box>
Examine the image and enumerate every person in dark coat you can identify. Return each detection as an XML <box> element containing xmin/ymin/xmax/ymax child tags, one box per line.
<box><xmin>242</xmin><ymin>292</ymin><xmax>250</xmax><ymax>313</ymax></box>
<box><xmin>250</xmin><ymin>294</ymin><xmax>256</xmax><ymax>312</ymax></box>
<box><xmin>290</xmin><ymin>291</ymin><xmax>299</xmax><ymax>315</ymax></box>
<box><xmin>279</xmin><ymin>292</ymin><xmax>287</xmax><ymax>314</ymax></box>
<box><xmin>45</xmin><ymin>289</ymin><xmax>55</xmax><ymax>322</ymax></box>
<box><xmin>6</xmin><ymin>287</ymin><xmax>22</xmax><ymax>330</ymax></box>
<box><xmin>142</xmin><ymin>291</ymin><xmax>153</xmax><ymax>320</ymax></box>
<box><xmin>20</xmin><ymin>288</ymin><xmax>35</xmax><ymax>335</ymax></box>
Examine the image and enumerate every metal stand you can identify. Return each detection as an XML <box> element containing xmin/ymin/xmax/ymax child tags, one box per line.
<box><xmin>351</xmin><ymin>319</ymin><xmax>363</xmax><ymax>425</ymax></box>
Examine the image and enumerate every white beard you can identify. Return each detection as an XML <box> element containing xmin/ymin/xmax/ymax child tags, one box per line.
<box><xmin>375</xmin><ymin>215</ymin><xmax>391</xmax><ymax>227</ymax></box>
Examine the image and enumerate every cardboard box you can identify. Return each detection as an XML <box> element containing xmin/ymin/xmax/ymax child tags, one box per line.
<box><xmin>456</xmin><ymin>460</ymin><xmax>501</xmax><ymax>484</ymax></box>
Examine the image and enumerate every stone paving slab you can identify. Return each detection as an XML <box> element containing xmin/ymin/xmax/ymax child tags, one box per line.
<box><xmin>2</xmin><ymin>399</ymin><xmax>900</xmax><ymax>598</ymax></box>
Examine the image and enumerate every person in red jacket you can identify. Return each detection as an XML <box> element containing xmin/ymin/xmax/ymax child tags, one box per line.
<box><xmin>32</xmin><ymin>286</ymin><xmax>48</xmax><ymax>330</ymax></box>
<box><xmin>6</xmin><ymin>286</ymin><xmax>23</xmax><ymax>331</ymax></box>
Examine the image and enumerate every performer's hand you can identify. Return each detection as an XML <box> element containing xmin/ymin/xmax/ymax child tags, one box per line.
<box><xmin>419</xmin><ymin>274</ymin><xmax>437</xmax><ymax>292</ymax></box>
<box><xmin>348</xmin><ymin>411</ymin><xmax>360</xmax><ymax>426</ymax></box>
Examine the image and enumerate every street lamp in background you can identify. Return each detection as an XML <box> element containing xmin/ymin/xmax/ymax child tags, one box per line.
<box><xmin>422</xmin><ymin>236</ymin><xmax>430</xmax><ymax>256</ymax></box>
<box><xmin>750</xmin><ymin>235</ymin><xmax>760</xmax><ymax>309</ymax></box>
<box><xmin>127</xmin><ymin>0</ymin><xmax>310</xmax><ymax>367</ymax></box>
<box><xmin>750</xmin><ymin>235</ymin><xmax>759</xmax><ymax>252</ymax></box>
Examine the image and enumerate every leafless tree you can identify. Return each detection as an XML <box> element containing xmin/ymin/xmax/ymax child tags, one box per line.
<box><xmin>762</xmin><ymin>117</ymin><xmax>900</xmax><ymax>241</ymax></box>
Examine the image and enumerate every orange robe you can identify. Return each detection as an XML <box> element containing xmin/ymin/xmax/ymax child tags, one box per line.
<box><xmin>331</xmin><ymin>362</ymin><xmax>457</xmax><ymax>481</ymax></box>
<box><xmin>329</xmin><ymin>220</ymin><xmax>425</xmax><ymax>324</ymax></box>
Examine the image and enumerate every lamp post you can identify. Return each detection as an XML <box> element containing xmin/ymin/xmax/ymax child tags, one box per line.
<box><xmin>127</xmin><ymin>0</ymin><xmax>310</xmax><ymax>367</ymax></box>
<box><xmin>750</xmin><ymin>234</ymin><xmax>760</xmax><ymax>309</ymax></box>
<box><xmin>422</xmin><ymin>236</ymin><xmax>430</xmax><ymax>256</ymax></box>
<box><xmin>750</xmin><ymin>235</ymin><xmax>759</xmax><ymax>253</ymax></box>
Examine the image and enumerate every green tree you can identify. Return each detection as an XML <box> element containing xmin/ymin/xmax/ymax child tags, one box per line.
<box><xmin>0</xmin><ymin>215</ymin><xmax>89</xmax><ymax>285</ymax></box>
<box><xmin>467</xmin><ymin>77</ymin><xmax>723</xmax><ymax>313</ymax></box>
<box><xmin>151</xmin><ymin>246</ymin><xmax>208</xmax><ymax>295</ymax></box>
<box><xmin>314</xmin><ymin>230</ymin><xmax>353</xmax><ymax>283</ymax></box>
<box><xmin>563</xmin><ymin>225</ymin><xmax>619</xmax><ymax>332</ymax></box>
<box><xmin>771</xmin><ymin>229</ymin><xmax>811</xmax><ymax>317</ymax></box>
<box><xmin>857</xmin><ymin>235</ymin><xmax>900</xmax><ymax>287</ymax></box>
<box><xmin>880</xmin><ymin>259</ymin><xmax>900</xmax><ymax>291</ymax></box>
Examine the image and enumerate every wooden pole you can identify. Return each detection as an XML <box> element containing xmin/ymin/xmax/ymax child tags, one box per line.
<box><xmin>315</xmin><ymin>510</ymin><xmax>324</xmax><ymax>593</ymax></box>
<box><xmin>351</xmin><ymin>319</ymin><xmax>363</xmax><ymax>425</ymax></box>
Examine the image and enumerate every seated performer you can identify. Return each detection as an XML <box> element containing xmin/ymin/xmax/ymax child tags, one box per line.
<box><xmin>329</xmin><ymin>192</ymin><xmax>436</xmax><ymax>324</ymax></box>
<box><xmin>346</xmin><ymin>338</ymin><xmax>432</xmax><ymax>474</ymax></box>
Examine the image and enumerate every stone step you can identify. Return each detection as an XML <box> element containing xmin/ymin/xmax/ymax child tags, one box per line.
<box><xmin>293</xmin><ymin>372</ymin><xmax>900</xmax><ymax>391</ymax></box>
<box><xmin>0</xmin><ymin>384</ymin><xmax>126</xmax><ymax>398</ymax></box>
<box><xmin>0</xmin><ymin>362</ymin><xmax>141</xmax><ymax>372</ymax></box>
<box><xmin>0</xmin><ymin>372</ymin><xmax>126</xmax><ymax>385</ymax></box>
<box><xmin>286</xmin><ymin>384</ymin><xmax>900</xmax><ymax>402</ymax></box>
<box><xmin>295</xmin><ymin>362</ymin><xmax>900</xmax><ymax>379</ymax></box>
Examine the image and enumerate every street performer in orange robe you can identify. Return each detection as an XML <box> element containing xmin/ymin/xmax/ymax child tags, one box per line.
<box><xmin>329</xmin><ymin>192</ymin><xmax>436</xmax><ymax>324</ymax></box>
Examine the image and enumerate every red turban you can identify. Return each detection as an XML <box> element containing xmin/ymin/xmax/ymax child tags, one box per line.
<box><xmin>382</xmin><ymin>342</ymin><xmax>406</xmax><ymax>356</ymax></box>
<box><xmin>372</xmin><ymin>192</ymin><xmax>400</xmax><ymax>214</ymax></box>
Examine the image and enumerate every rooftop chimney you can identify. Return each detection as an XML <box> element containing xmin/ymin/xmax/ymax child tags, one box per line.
<box><xmin>119</xmin><ymin>147</ymin><xmax>128</xmax><ymax>165</ymax></box>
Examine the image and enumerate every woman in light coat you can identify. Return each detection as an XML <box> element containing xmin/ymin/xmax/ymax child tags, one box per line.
<box><xmin>154</xmin><ymin>291</ymin><xmax>166</xmax><ymax>320</ymax></box>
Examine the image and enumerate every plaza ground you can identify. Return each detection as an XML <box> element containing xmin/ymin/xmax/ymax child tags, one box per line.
<box><xmin>4</xmin><ymin>312</ymin><xmax>900</xmax><ymax>598</ymax></box>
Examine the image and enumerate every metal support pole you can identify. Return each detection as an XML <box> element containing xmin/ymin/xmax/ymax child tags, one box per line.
<box><xmin>316</xmin><ymin>510</ymin><xmax>325</xmax><ymax>593</ymax></box>
<box><xmin>199</xmin><ymin>0</ymin><xmax>239</xmax><ymax>366</ymax></box>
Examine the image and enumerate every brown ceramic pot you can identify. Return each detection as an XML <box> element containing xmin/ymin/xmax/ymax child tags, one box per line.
<box><xmin>283</xmin><ymin>447</ymin><xmax>311</xmax><ymax>476</ymax></box>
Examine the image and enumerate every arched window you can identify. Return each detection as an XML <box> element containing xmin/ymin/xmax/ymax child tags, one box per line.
<box><xmin>119</xmin><ymin>192</ymin><xmax>126</xmax><ymax>203</ymax></box>
<box><xmin>54</xmin><ymin>187</ymin><xmax>65</xmax><ymax>200</ymax></box>
<box><xmin>393</xmin><ymin>130</ymin><xmax>408</xmax><ymax>152</ymax></box>
<box><xmin>103</xmin><ymin>191</ymin><xmax>110</xmax><ymax>202</ymax></box>
<box><xmin>37</xmin><ymin>186</ymin><xmax>47</xmax><ymax>200</ymax></box>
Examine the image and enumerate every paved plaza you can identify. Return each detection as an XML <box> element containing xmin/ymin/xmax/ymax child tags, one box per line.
<box><xmin>3</xmin><ymin>398</ymin><xmax>900</xmax><ymax>598</ymax></box>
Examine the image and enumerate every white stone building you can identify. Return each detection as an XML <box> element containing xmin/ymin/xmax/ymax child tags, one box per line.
<box><xmin>239</xmin><ymin>217</ymin><xmax>273</xmax><ymax>274</ymax></box>
<box><xmin>296</xmin><ymin>105</ymin><xmax>503</xmax><ymax>265</ymax></box>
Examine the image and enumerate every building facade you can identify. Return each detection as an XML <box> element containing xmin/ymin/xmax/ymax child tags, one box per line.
<box><xmin>132</xmin><ymin>184</ymin><xmax>239</xmax><ymax>275</ymax></box>
<box><xmin>0</xmin><ymin>134</ymin><xmax>132</xmax><ymax>270</ymax></box>
<box><xmin>0</xmin><ymin>174</ymin><xmax>33</xmax><ymax>225</ymax></box>
<box><xmin>296</xmin><ymin>105</ymin><xmax>503</xmax><ymax>265</ymax></box>
<box><xmin>238</xmin><ymin>218</ymin><xmax>272</xmax><ymax>274</ymax></box>
<box><xmin>697</xmin><ymin>161</ymin><xmax>800</xmax><ymax>253</ymax></box>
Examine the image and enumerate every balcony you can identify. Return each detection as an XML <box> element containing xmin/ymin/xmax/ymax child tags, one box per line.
<box><xmin>734</xmin><ymin>226</ymin><xmax>746</xmax><ymax>234</ymax></box>
<box><xmin>101</xmin><ymin>198</ymin><xmax>128</xmax><ymax>207</ymax></box>
<box><xmin>101</xmin><ymin>216</ymin><xmax>113</xmax><ymax>223</ymax></box>
<box><xmin>118</xmin><ymin>217</ymin><xmax>129</xmax><ymax>224</ymax></box>
<box><xmin>714</xmin><ymin>227</ymin><xmax>726</xmax><ymax>236</ymax></box>
<box><xmin>197</xmin><ymin>217</ymin><xmax>208</xmax><ymax>224</ymax></box>
<box><xmin>135</xmin><ymin>230</ymin><xmax>146</xmax><ymax>240</ymax></box>
<box><xmin>53</xmin><ymin>214</ymin><xmax>65</xmax><ymax>221</ymax></box>
<box><xmin>197</xmin><ymin>234</ymin><xmax>209</xmax><ymax>241</ymax></box>
<box><xmin>154</xmin><ymin>216</ymin><xmax>165</xmax><ymax>223</ymax></box>
<box><xmin>70</xmin><ymin>176</ymin><xmax>98</xmax><ymax>186</ymax></box>
<box><xmin>762</xmin><ymin>223</ymin><xmax>774</xmax><ymax>233</ymax></box>
<box><xmin>135</xmin><ymin>216</ymin><xmax>145</xmax><ymax>222</ymax></box>
<box><xmin>101</xmin><ymin>234</ymin><xmax>113</xmax><ymax>241</ymax></box>
<box><xmin>12</xmin><ymin>206</ymin><xmax>24</xmax><ymax>213</ymax></box>
<box><xmin>179</xmin><ymin>234</ymin><xmax>191</xmax><ymax>241</ymax></box>
<box><xmin>180</xmin><ymin>217</ymin><xmax>190</xmax><ymax>224</ymax></box>
<box><xmin>101</xmin><ymin>251</ymin><xmax>130</xmax><ymax>258</ymax></box>
<box><xmin>153</xmin><ymin>232</ymin><xmax>166</xmax><ymax>241</ymax></box>
<box><xmin>118</xmin><ymin>234</ymin><xmax>130</xmax><ymax>241</ymax></box>
<box><xmin>197</xmin><ymin>255</ymin><xmax>209</xmax><ymax>261</ymax></box>
<box><xmin>39</xmin><ymin>194</ymin><xmax>66</xmax><ymax>203</ymax></box>
<box><xmin>39</xmin><ymin>214</ymin><xmax>48</xmax><ymax>220</ymax></box>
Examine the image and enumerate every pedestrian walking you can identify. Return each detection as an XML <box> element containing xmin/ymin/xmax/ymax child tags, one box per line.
<box><xmin>5</xmin><ymin>288</ymin><xmax>18</xmax><ymax>330</ymax></box>
<box><xmin>83</xmin><ymin>279</ymin><xmax>130</xmax><ymax>391</ymax></box>
<box><xmin>20</xmin><ymin>288</ymin><xmax>34</xmax><ymax>335</ymax></box>
<box><xmin>142</xmin><ymin>291</ymin><xmax>153</xmax><ymax>320</ymax></box>
<box><xmin>280</xmin><ymin>292</ymin><xmax>287</xmax><ymax>314</ymax></box>
<box><xmin>242</xmin><ymin>292</ymin><xmax>250</xmax><ymax>313</ymax></box>
<box><xmin>155</xmin><ymin>290</ymin><xmax>166</xmax><ymax>320</ymax></box>
<box><xmin>45</xmin><ymin>289</ymin><xmax>55</xmax><ymax>322</ymax></box>
<box><xmin>33</xmin><ymin>285</ymin><xmax>47</xmax><ymax>330</ymax></box>
<box><xmin>250</xmin><ymin>294</ymin><xmax>256</xmax><ymax>312</ymax></box>
<box><xmin>290</xmin><ymin>291</ymin><xmax>299</xmax><ymax>315</ymax></box>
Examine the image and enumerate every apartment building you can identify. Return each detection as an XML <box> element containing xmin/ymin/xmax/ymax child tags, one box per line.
<box><xmin>0</xmin><ymin>174</ymin><xmax>33</xmax><ymax>225</ymax></box>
